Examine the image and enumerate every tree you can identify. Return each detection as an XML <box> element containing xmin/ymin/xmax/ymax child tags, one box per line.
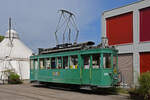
<box><xmin>0</xmin><ymin>35</ymin><xmax>4</xmax><ymax>42</ymax></box>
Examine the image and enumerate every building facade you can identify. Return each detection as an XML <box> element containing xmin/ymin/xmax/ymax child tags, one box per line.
<box><xmin>102</xmin><ymin>0</ymin><xmax>150</xmax><ymax>87</ymax></box>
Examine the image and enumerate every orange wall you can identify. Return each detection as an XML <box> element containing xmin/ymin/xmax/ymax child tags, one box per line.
<box><xmin>106</xmin><ymin>12</ymin><xmax>133</xmax><ymax>45</ymax></box>
<box><xmin>140</xmin><ymin>53</ymin><xmax>150</xmax><ymax>73</ymax></box>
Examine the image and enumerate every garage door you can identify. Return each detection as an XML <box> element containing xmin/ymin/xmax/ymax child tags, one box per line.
<box><xmin>118</xmin><ymin>54</ymin><xmax>133</xmax><ymax>87</ymax></box>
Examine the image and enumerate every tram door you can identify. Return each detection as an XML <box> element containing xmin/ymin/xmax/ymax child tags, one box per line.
<box><xmin>81</xmin><ymin>55</ymin><xmax>91</xmax><ymax>84</ymax></box>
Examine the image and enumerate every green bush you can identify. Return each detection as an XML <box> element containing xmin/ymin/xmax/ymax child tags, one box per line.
<box><xmin>129</xmin><ymin>72</ymin><xmax>150</xmax><ymax>100</ymax></box>
<box><xmin>138</xmin><ymin>72</ymin><xmax>150</xmax><ymax>100</ymax></box>
<box><xmin>0</xmin><ymin>35</ymin><xmax>4</xmax><ymax>42</ymax></box>
<box><xmin>8</xmin><ymin>72</ymin><xmax>22</xmax><ymax>84</ymax></box>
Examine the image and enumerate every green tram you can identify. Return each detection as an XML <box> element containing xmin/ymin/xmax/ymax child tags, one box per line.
<box><xmin>30</xmin><ymin>41</ymin><xmax>119</xmax><ymax>88</ymax></box>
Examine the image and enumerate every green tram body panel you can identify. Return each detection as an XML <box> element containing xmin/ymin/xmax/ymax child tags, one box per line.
<box><xmin>30</xmin><ymin>48</ymin><xmax>119</xmax><ymax>87</ymax></box>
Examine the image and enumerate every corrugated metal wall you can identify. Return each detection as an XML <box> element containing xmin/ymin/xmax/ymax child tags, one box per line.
<box><xmin>106</xmin><ymin>12</ymin><xmax>133</xmax><ymax>45</ymax></box>
<box><xmin>118</xmin><ymin>54</ymin><xmax>133</xmax><ymax>87</ymax></box>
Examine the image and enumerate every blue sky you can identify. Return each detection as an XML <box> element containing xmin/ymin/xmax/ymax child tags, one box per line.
<box><xmin>0</xmin><ymin>0</ymin><xmax>139</xmax><ymax>52</ymax></box>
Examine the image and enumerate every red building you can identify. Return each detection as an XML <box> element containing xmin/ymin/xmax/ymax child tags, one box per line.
<box><xmin>102</xmin><ymin>0</ymin><xmax>150</xmax><ymax>87</ymax></box>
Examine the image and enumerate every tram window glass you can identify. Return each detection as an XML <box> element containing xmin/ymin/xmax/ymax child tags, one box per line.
<box><xmin>30</xmin><ymin>60</ymin><xmax>34</xmax><ymax>69</ymax></box>
<box><xmin>57</xmin><ymin>57</ymin><xmax>62</xmax><ymax>69</ymax></box>
<box><xmin>40</xmin><ymin>58</ymin><xmax>46</xmax><ymax>69</ymax></box>
<box><xmin>51</xmin><ymin>58</ymin><xmax>56</xmax><ymax>69</ymax></box>
<box><xmin>83</xmin><ymin>56</ymin><xmax>90</xmax><ymax>69</ymax></box>
<box><xmin>103</xmin><ymin>53</ymin><xmax>111</xmax><ymax>68</ymax></box>
<box><xmin>34</xmin><ymin>59</ymin><xmax>38</xmax><ymax>70</ymax></box>
<box><xmin>113</xmin><ymin>55</ymin><xmax>117</xmax><ymax>67</ymax></box>
<box><xmin>63</xmin><ymin>56</ymin><xmax>68</xmax><ymax>69</ymax></box>
<box><xmin>92</xmin><ymin>54</ymin><xmax>100</xmax><ymax>69</ymax></box>
<box><xmin>70</xmin><ymin>55</ymin><xmax>78</xmax><ymax>69</ymax></box>
<box><xmin>46</xmin><ymin>58</ymin><xmax>51</xmax><ymax>69</ymax></box>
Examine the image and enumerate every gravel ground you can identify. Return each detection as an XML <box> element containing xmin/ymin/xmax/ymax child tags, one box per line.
<box><xmin>0</xmin><ymin>83</ymin><xmax>130</xmax><ymax>100</ymax></box>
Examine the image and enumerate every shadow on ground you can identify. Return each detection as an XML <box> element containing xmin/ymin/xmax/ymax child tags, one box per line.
<box><xmin>32</xmin><ymin>84</ymin><xmax>124</xmax><ymax>96</ymax></box>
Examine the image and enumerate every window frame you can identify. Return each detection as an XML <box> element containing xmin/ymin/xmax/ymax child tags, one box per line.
<box><xmin>45</xmin><ymin>58</ymin><xmax>51</xmax><ymax>69</ymax></box>
<box><xmin>39</xmin><ymin>58</ymin><xmax>46</xmax><ymax>69</ymax></box>
<box><xmin>63</xmin><ymin>56</ymin><xmax>69</xmax><ymax>69</ymax></box>
<box><xmin>92</xmin><ymin>54</ymin><xmax>101</xmax><ymax>69</ymax></box>
<box><xmin>51</xmin><ymin>57</ymin><xmax>56</xmax><ymax>69</ymax></box>
<box><xmin>83</xmin><ymin>55</ymin><xmax>90</xmax><ymax>69</ymax></box>
<box><xmin>57</xmin><ymin>57</ymin><xmax>62</xmax><ymax>69</ymax></box>
<box><xmin>69</xmin><ymin>55</ymin><xmax>78</xmax><ymax>69</ymax></box>
<box><xmin>102</xmin><ymin>53</ymin><xmax>113</xmax><ymax>69</ymax></box>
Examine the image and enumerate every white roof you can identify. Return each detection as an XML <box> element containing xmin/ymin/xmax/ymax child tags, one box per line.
<box><xmin>0</xmin><ymin>29</ymin><xmax>33</xmax><ymax>80</ymax></box>
<box><xmin>0</xmin><ymin>29</ymin><xmax>33</xmax><ymax>59</ymax></box>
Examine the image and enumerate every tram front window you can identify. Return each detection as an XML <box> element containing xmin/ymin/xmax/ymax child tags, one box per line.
<box><xmin>70</xmin><ymin>56</ymin><xmax>78</xmax><ymax>69</ymax></box>
<box><xmin>92</xmin><ymin>54</ymin><xmax>100</xmax><ymax>69</ymax></box>
<box><xmin>34</xmin><ymin>60</ymin><xmax>38</xmax><ymax>70</ymax></box>
<box><xmin>84</xmin><ymin>56</ymin><xmax>90</xmax><ymax>69</ymax></box>
<box><xmin>30</xmin><ymin>60</ymin><xmax>34</xmax><ymax>70</ymax></box>
<box><xmin>103</xmin><ymin>53</ymin><xmax>111</xmax><ymax>68</ymax></box>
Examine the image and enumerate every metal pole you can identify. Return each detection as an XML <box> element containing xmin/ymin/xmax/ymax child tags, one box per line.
<box><xmin>8</xmin><ymin>17</ymin><xmax>11</xmax><ymax>40</ymax></box>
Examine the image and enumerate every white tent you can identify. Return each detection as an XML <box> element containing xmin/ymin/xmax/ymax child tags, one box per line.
<box><xmin>0</xmin><ymin>29</ymin><xmax>33</xmax><ymax>80</ymax></box>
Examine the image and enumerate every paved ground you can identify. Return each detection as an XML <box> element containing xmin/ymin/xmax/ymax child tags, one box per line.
<box><xmin>0</xmin><ymin>83</ymin><xmax>130</xmax><ymax>100</ymax></box>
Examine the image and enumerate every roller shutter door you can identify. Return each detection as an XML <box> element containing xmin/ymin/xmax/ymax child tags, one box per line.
<box><xmin>106</xmin><ymin>12</ymin><xmax>133</xmax><ymax>45</ymax></box>
<box><xmin>118</xmin><ymin>54</ymin><xmax>133</xmax><ymax>87</ymax></box>
<box><xmin>140</xmin><ymin>7</ymin><xmax>150</xmax><ymax>42</ymax></box>
<box><xmin>140</xmin><ymin>52</ymin><xmax>150</xmax><ymax>73</ymax></box>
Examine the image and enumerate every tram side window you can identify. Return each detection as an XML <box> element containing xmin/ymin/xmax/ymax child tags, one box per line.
<box><xmin>70</xmin><ymin>55</ymin><xmax>78</xmax><ymax>69</ymax></box>
<box><xmin>103</xmin><ymin>53</ymin><xmax>111</xmax><ymax>68</ymax></box>
<box><xmin>83</xmin><ymin>56</ymin><xmax>90</xmax><ymax>69</ymax></box>
<box><xmin>40</xmin><ymin>58</ymin><xmax>46</xmax><ymax>69</ymax></box>
<box><xmin>30</xmin><ymin>60</ymin><xmax>34</xmax><ymax>70</ymax></box>
<box><xmin>57</xmin><ymin>57</ymin><xmax>62</xmax><ymax>69</ymax></box>
<box><xmin>46</xmin><ymin>58</ymin><xmax>51</xmax><ymax>69</ymax></box>
<box><xmin>63</xmin><ymin>56</ymin><xmax>68</xmax><ymax>69</ymax></box>
<box><xmin>51</xmin><ymin>58</ymin><xmax>56</xmax><ymax>69</ymax></box>
<box><xmin>92</xmin><ymin>54</ymin><xmax>100</xmax><ymax>69</ymax></box>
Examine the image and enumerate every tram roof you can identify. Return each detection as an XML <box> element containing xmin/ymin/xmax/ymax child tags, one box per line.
<box><xmin>37</xmin><ymin>41</ymin><xmax>117</xmax><ymax>55</ymax></box>
<box><xmin>31</xmin><ymin>44</ymin><xmax>117</xmax><ymax>59</ymax></box>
